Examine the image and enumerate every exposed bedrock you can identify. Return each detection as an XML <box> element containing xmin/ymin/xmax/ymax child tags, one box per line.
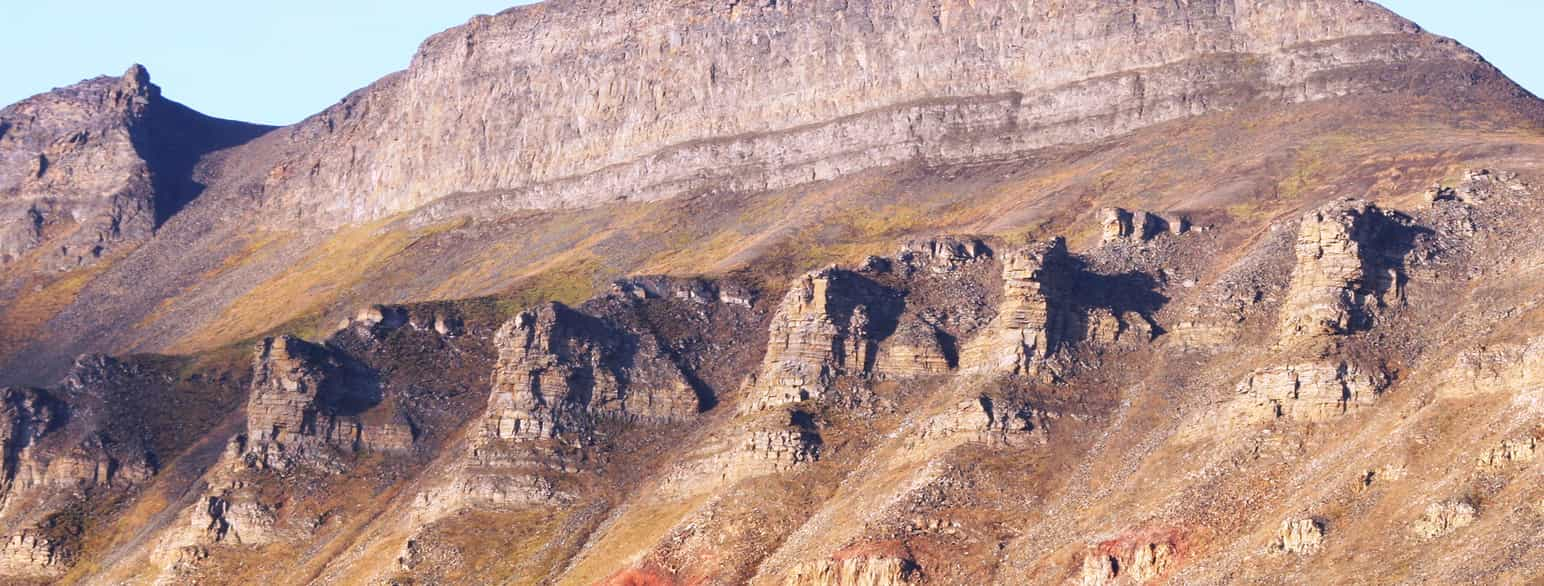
<box><xmin>783</xmin><ymin>541</ymin><xmax>918</xmax><ymax>586</ymax></box>
<box><xmin>1232</xmin><ymin>198</ymin><xmax>1421</xmax><ymax>425</ymax></box>
<box><xmin>240</xmin><ymin>335</ymin><xmax>405</xmax><ymax>471</ymax></box>
<box><xmin>423</xmin><ymin>299</ymin><xmax>712</xmax><ymax>513</ymax></box>
<box><xmin>960</xmin><ymin>238</ymin><xmax>1076</xmax><ymax>378</ymax></box>
<box><xmin>0</xmin><ymin>65</ymin><xmax>269</xmax><ymax>268</ymax></box>
<box><xmin>235</xmin><ymin>0</ymin><xmax>1518</xmax><ymax>226</ymax></box>
<box><xmin>1276</xmin><ymin>198</ymin><xmax>1413</xmax><ymax>348</ymax></box>
<box><xmin>1233</xmin><ymin>361</ymin><xmax>1387</xmax><ymax>424</ymax></box>
<box><xmin>743</xmin><ymin>269</ymin><xmax>901</xmax><ymax>412</ymax></box>
<box><xmin>0</xmin><ymin>355</ymin><xmax>160</xmax><ymax>578</ymax></box>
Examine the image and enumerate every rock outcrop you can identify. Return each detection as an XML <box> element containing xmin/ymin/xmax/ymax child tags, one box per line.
<box><xmin>1412</xmin><ymin>500</ymin><xmax>1477</xmax><ymax>539</ymax></box>
<box><xmin>872</xmin><ymin>318</ymin><xmax>952</xmax><ymax>377</ymax></box>
<box><xmin>484</xmin><ymin>302</ymin><xmax>698</xmax><ymax>435</ymax></box>
<box><xmin>744</xmin><ymin>270</ymin><xmax>877</xmax><ymax>412</ymax></box>
<box><xmin>915</xmin><ymin>395</ymin><xmax>1051</xmax><ymax>448</ymax></box>
<box><xmin>961</xmin><ymin>239</ymin><xmax>1073</xmax><ymax>378</ymax></box>
<box><xmin>0</xmin><ymin>65</ymin><xmax>267</xmax><ymax>268</ymax></box>
<box><xmin>427</xmin><ymin>302</ymin><xmax>703</xmax><ymax>512</ymax></box>
<box><xmin>1443</xmin><ymin>335</ymin><xmax>1544</xmax><ymax>398</ymax></box>
<box><xmin>1229</xmin><ymin>199</ymin><xmax>1413</xmax><ymax>427</ymax></box>
<box><xmin>1100</xmin><ymin>208</ymin><xmax>1187</xmax><ymax>243</ymax></box>
<box><xmin>896</xmin><ymin>236</ymin><xmax>992</xmax><ymax>274</ymax></box>
<box><xmin>665</xmin><ymin>408</ymin><xmax>822</xmax><ymax>496</ymax></box>
<box><xmin>1276</xmin><ymin>199</ymin><xmax>1396</xmax><ymax>347</ymax></box>
<box><xmin>1478</xmin><ymin>437</ymin><xmax>1536</xmax><ymax>467</ymax></box>
<box><xmin>0</xmin><ymin>355</ymin><xmax>161</xmax><ymax>579</ymax></box>
<box><xmin>784</xmin><ymin>542</ymin><xmax>916</xmax><ymax>586</ymax></box>
<box><xmin>1078</xmin><ymin>530</ymin><xmax>1182</xmax><ymax>586</ymax></box>
<box><xmin>1274</xmin><ymin>518</ymin><xmax>1325</xmax><ymax>554</ymax></box>
<box><xmin>240</xmin><ymin>336</ymin><xmax>404</xmax><ymax>471</ymax></box>
<box><xmin>233</xmin><ymin>0</ymin><xmax>1506</xmax><ymax>227</ymax></box>
<box><xmin>1234</xmin><ymin>361</ymin><xmax>1386</xmax><ymax>423</ymax></box>
<box><xmin>0</xmin><ymin>531</ymin><xmax>64</xmax><ymax>578</ymax></box>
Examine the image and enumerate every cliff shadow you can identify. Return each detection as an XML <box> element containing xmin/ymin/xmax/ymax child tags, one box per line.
<box><xmin>1058</xmin><ymin>256</ymin><xmax>1170</xmax><ymax>348</ymax></box>
<box><xmin>137</xmin><ymin>99</ymin><xmax>276</xmax><ymax>227</ymax></box>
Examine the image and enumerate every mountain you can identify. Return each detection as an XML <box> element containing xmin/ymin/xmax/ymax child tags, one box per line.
<box><xmin>1</xmin><ymin>0</ymin><xmax>1542</xmax><ymax>584</ymax></box>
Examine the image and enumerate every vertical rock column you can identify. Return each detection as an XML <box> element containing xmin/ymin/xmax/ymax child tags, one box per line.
<box><xmin>961</xmin><ymin>238</ymin><xmax>1071</xmax><ymax>378</ymax></box>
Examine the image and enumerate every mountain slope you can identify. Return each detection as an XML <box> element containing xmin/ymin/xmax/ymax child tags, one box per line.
<box><xmin>0</xmin><ymin>1</ymin><xmax>1542</xmax><ymax>584</ymax></box>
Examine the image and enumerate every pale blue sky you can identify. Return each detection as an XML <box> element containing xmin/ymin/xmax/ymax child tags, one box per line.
<box><xmin>0</xmin><ymin>1</ymin><xmax>1538</xmax><ymax>126</ymax></box>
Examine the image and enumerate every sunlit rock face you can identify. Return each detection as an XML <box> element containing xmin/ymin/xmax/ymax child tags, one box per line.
<box><xmin>242</xmin><ymin>0</ymin><xmax>1499</xmax><ymax>226</ymax></box>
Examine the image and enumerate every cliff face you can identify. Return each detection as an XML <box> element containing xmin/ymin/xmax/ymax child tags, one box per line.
<box><xmin>239</xmin><ymin>0</ymin><xmax>1508</xmax><ymax>225</ymax></box>
<box><xmin>6</xmin><ymin>1</ymin><xmax>1544</xmax><ymax>584</ymax></box>
<box><xmin>0</xmin><ymin>66</ymin><xmax>269</xmax><ymax>270</ymax></box>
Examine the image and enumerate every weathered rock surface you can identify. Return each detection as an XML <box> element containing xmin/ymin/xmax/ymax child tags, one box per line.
<box><xmin>666</xmin><ymin>409</ymin><xmax>822</xmax><ymax>496</ymax></box>
<box><xmin>5</xmin><ymin>0</ymin><xmax>1544</xmax><ymax>583</ymax></box>
<box><xmin>0</xmin><ymin>65</ymin><xmax>267</xmax><ymax>268</ymax></box>
<box><xmin>1234</xmin><ymin>361</ymin><xmax>1386</xmax><ymax>423</ymax></box>
<box><xmin>784</xmin><ymin>542</ymin><xmax>916</xmax><ymax>586</ymax></box>
<box><xmin>1100</xmin><ymin>208</ymin><xmax>1187</xmax><ymax>243</ymax></box>
<box><xmin>1477</xmin><ymin>436</ymin><xmax>1536</xmax><ymax>467</ymax></box>
<box><xmin>961</xmin><ymin>239</ymin><xmax>1073</xmax><ymax>378</ymax></box>
<box><xmin>896</xmin><ymin>236</ymin><xmax>992</xmax><ymax>274</ymax></box>
<box><xmin>0</xmin><ymin>531</ymin><xmax>64</xmax><ymax>578</ymax></box>
<box><xmin>1274</xmin><ymin>518</ymin><xmax>1324</xmax><ymax>554</ymax></box>
<box><xmin>227</xmin><ymin>0</ymin><xmax>1507</xmax><ymax>227</ymax></box>
<box><xmin>1078</xmin><ymin>529</ymin><xmax>1181</xmax><ymax>586</ymax></box>
<box><xmin>240</xmin><ymin>335</ymin><xmax>402</xmax><ymax>470</ymax></box>
<box><xmin>872</xmin><ymin>318</ymin><xmax>952</xmax><ymax>377</ymax></box>
<box><xmin>485</xmin><ymin>302</ymin><xmax>698</xmax><ymax>435</ymax></box>
<box><xmin>0</xmin><ymin>355</ymin><xmax>164</xmax><ymax>579</ymax></box>
<box><xmin>1412</xmin><ymin>500</ymin><xmax>1477</xmax><ymax>539</ymax></box>
<box><xmin>1275</xmin><ymin>199</ymin><xmax>1408</xmax><ymax>347</ymax></box>
<box><xmin>425</xmin><ymin>301</ymin><xmax>708</xmax><ymax>513</ymax></box>
<box><xmin>915</xmin><ymin>395</ymin><xmax>1051</xmax><ymax>448</ymax></box>
<box><xmin>745</xmin><ymin>270</ymin><xmax>876</xmax><ymax>412</ymax></box>
<box><xmin>1443</xmin><ymin>335</ymin><xmax>1544</xmax><ymax>398</ymax></box>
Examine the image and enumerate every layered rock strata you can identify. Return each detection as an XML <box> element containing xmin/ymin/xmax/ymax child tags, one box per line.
<box><xmin>872</xmin><ymin>318</ymin><xmax>952</xmax><ymax>377</ymax></box>
<box><xmin>430</xmin><ymin>302</ymin><xmax>701</xmax><ymax>512</ymax></box>
<box><xmin>240</xmin><ymin>335</ymin><xmax>407</xmax><ymax>471</ymax></box>
<box><xmin>784</xmin><ymin>542</ymin><xmax>916</xmax><ymax>586</ymax></box>
<box><xmin>1234</xmin><ymin>362</ymin><xmax>1386</xmax><ymax>423</ymax></box>
<box><xmin>744</xmin><ymin>270</ymin><xmax>877</xmax><ymax>412</ymax></box>
<box><xmin>915</xmin><ymin>395</ymin><xmax>1051</xmax><ymax>448</ymax></box>
<box><xmin>0</xmin><ymin>355</ymin><xmax>159</xmax><ymax>578</ymax></box>
<box><xmin>233</xmin><ymin>0</ymin><xmax>1508</xmax><ymax>226</ymax></box>
<box><xmin>961</xmin><ymin>239</ymin><xmax>1073</xmax><ymax>378</ymax></box>
<box><xmin>1277</xmin><ymin>199</ymin><xmax>1383</xmax><ymax>346</ymax></box>
<box><xmin>1234</xmin><ymin>199</ymin><xmax>1409</xmax><ymax>425</ymax></box>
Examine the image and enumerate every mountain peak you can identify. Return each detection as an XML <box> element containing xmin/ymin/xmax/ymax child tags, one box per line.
<box><xmin>120</xmin><ymin>63</ymin><xmax>155</xmax><ymax>97</ymax></box>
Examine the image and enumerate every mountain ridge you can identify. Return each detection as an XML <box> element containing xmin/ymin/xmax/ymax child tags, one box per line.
<box><xmin>0</xmin><ymin>1</ymin><xmax>1543</xmax><ymax>584</ymax></box>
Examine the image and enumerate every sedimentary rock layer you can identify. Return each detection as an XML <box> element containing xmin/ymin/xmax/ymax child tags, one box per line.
<box><xmin>235</xmin><ymin>0</ymin><xmax>1506</xmax><ymax>226</ymax></box>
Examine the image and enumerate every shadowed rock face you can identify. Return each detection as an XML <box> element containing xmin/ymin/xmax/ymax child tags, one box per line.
<box><xmin>232</xmin><ymin>0</ymin><xmax>1516</xmax><ymax>226</ymax></box>
<box><xmin>0</xmin><ymin>66</ymin><xmax>270</xmax><ymax>270</ymax></box>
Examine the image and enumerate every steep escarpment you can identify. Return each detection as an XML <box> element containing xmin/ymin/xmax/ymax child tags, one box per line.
<box><xmin>4</xmin><ymin>1</ymin><xmax>1544</xmax><ymax>584</ymax></box>
<box><xmin>228</xmin><ymin>0</ymin><xmax>1529</xmax><ymax>226</ymax></box>
<box><xmin>0</xmin><ymin>65</ymin><xmax>269</xmax><ymax>270</ymax></box>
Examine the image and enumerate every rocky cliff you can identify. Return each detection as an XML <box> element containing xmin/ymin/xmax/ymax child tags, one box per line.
<box><xmin>0</xmin><ymin>66</ymin><xmax>268</xmax><ymax>270</ymax></box>
<box><xmin>223</xmin><ymin>0</ymin><xmax>1519</xmax><ymax>226</ymax></box>
<box><xmin>4</xmin><ymin>0</ymin><xmax>1544</xmax><ymax>584</ymax></box>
